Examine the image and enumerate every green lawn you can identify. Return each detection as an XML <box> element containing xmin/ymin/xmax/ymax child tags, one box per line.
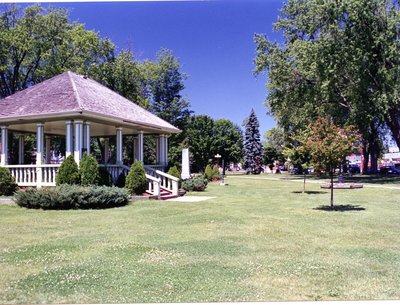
<box><xmin>1</xmin><ymin>175</ymin><xmax>399</xmax><ymax>303</ymax></box>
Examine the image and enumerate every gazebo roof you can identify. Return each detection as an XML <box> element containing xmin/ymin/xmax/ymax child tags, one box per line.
<box><xmin>0</xmin><ymin>71</ymin><xmax>180</xmax><ymax>135</ymax></box>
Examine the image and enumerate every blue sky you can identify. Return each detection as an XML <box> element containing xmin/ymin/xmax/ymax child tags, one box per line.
<box><xmin>45</xmin><ymin>0</ymin><xmax>284</xmax><ymax>134</ymax></box>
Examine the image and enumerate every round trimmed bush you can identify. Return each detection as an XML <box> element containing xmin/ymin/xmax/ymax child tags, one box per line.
<box><xmin>167</xmin><ymin>166</ymin><xmax>182</xmax><ymax>188</ymax></box>
<box><xmin>14</xmin><ymin>185</ymin><xmax>129</xmax><ymax>210</ymax></box>
<box><xmin>125</xmin><ymin>161</ymin><xmax>147</xmax><ymax>195</ymax></box>
<box><xmin>56</xmin><ymin>155</ymin><xmax>80</xmax><ymax>185</ymax></box>
<box><xmin>182</xmin><ymin>175</ymin><xmax>208</xmax><ymax>192</ymax></box>
<box><xmin>0</xmin><ymin>167</ymin><xmax>17</xmax><ymax>196</ymax></box>
<box><xmin>204</xmin><ymin>164</ymin><xmax>213</xmax><ymax>181</ymax></box>
<box><xmin>79</xmin><ymin>153</ymin><xmax>100</xmax><ymax>186</ymax></box>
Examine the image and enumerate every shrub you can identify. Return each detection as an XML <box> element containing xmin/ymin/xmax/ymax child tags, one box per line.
<box><xmin>116</xmin><ymin>172</ymin><xmax>126</xmax><ymax>188</ymax></box>
<box><xmin>56</xmin><ymin>155</ymin><xmax>80</xmax><ymax>185</ymax></box>
<box><xmin>14</xmin><ymin>185</ymin><xmax>129</xmax><ymax>210</ymax></box>
<box><xmin>167</xmin><ymin>166</ymin><xmax>182</xmax><ymax>188</ymax></box>
<box><xmin>0</xmin><ymin>167</ymin><xmax>17</xmax><ymax>196</ymax></box>
<box><xmin>182</xmin><ymin>175</ymin><xmax>208</xmax><ymax>192</ymax></box>
<box><xmin>204</xmin><ymin>164</ymin><xmax>213</xmax><ymax>181</ymax></box>
<box><xmin>212</xmin><ymin>164</ymin><xmax>221</xmax><ymax>181</ymax></box>
<box><xmin>79</xmin><ymin>153</ymin><xmax>100</xmax><ymax>186</ymax></box>
<box><xmin>98</xmin><ymin>167</ymin><xmax>113</xmax><ymax>186</ymax></box>
<box><xmin>125</xmin><ymin>161</ymin><xmax>147</xmax><ymax>195</ymax></box>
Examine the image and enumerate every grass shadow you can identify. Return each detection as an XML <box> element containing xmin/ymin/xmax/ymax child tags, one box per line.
<box><xmin>292</xmin><ymin>191</ymin><xmax>327</xmax><ymax>195</ymax></box>
<box><xmin>313</xmin><ymin>204</ymin><xmax>366</xmax><ymax>212</ymax></box>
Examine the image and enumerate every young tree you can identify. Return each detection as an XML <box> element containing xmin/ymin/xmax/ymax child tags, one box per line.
<box><xmin>243</xmin><ymin>109</ymin><xmax>263</xmax><ymax>174</ymax></box>
<box><xmin>303</xmin><ymin>117</ymin><xmax>359</xmax><ymax>208</ymax></box>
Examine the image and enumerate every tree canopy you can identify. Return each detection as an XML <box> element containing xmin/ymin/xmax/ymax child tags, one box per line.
<box><xmin>254</xmin><ymin>0</ymin><xmax>400</xmax><ymax>172</ymax></box>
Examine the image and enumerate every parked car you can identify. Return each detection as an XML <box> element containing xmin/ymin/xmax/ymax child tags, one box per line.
<box><xmin>379</xmin><ymin>166</ymin><xmax>400</xmax><ymax>175</ymax></box>
<box><xmin>348</xmin><ymin>164</ymin><xmax>360</xmax><ymax>174</ymax></box>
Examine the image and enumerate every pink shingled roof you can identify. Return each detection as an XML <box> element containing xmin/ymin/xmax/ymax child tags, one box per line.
<box><xmin>0</xmin><ymin>71</ymin><xmax>180</xmax><ymax>133</ymax></box>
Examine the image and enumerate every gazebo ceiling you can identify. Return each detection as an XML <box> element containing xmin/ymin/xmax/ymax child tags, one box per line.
<box><xmin>0</xmin><ymin>71</ymin><xmax>180</xmax><ymax>135</ymax></box>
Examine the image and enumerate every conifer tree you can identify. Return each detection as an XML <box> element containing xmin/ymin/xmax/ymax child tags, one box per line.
<box><xmin>243</xmin><ymin>109</ymin><xmax>263</xmax><ymax>174</ymax></box>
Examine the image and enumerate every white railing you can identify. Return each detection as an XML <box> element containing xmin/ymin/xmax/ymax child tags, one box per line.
<box><xmin>146</xmin><ymin>164</ymin><xmax>166</xmax><ymax>172</ymax></box>
<box><xmin>144</xmin><ymin>165</ymin><xmax>179</xmax><ymax>196</ymax></box>
<box><xmin>5</xmin><ymin>164</ymin><xmax>61</xmax><ymax>187</ymax></box>
<box><xmin>100</xmin><ymin>164</ymin><xmax>161</xmax><ymax>197</ymax></box>
<box><xmin>99</xmin><ymin>164</ymin><xmax>130</xmax><ymax>183</ymax></box>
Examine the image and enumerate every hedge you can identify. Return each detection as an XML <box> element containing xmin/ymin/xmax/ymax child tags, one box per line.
<box><xmin>14</xmin><ymin>185</ymin><xmax>129</xmax><ymax>210</ymax></box>
<box><xmin>167</xmin><ymin>166</ymin><xmax>182</xmax><ymax>188</ymax></box>
<box><xmin>0</xmin><ymin>167</ymin><xmax>17</xmax><ymax>196</ymax></box>
<box><xmin>125</xmin><ymin>161</ymin><xmax>147</xmax><ymax>195</ymax></box>
<box><xmin>56</xmin><ymin>155</ymin><xmax>80</xmax><ymax>185</ymax></box>
<box><xmin>182</xmin><ymin>175</ymin><xmax>208</xmax><ymax>192</ymax></box>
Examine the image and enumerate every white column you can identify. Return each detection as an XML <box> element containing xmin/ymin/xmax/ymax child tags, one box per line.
<box><xmin>104</xmin><ymin>138</ymin><xmax>109</xmax><ymax>163</ymax></box>
<box><xmin>1</xmin><ymin>126</ymin><xmax>8</xmax><ymax>166</ymax></box>
<box><xmin>159</xmin><ymin>134</ymin><xmax>165</xmax><ymax>165</ymax></box>
<box><xmin>116</xmin><ymin>127</ymin><xmax>123</xmax><ymax>165</ymax></box>
<box><xmin>82</xmin><ymin>121</ymin><xmax>91</xmax><ymax>155</ymax></box>
<box><xmin>133</xmin><ymin>137</ymin><xmax>139</xmax><ymax>161</ymax></box>
<box><xmin>36</xmin><ymin>123</ymin><xmax>44</xmax><ymax>188</ymax></box>
<box><xmin>156</xmin><ymin>135</ymin><xmax>161</xmax><ymax>164</ymax></box>
<box><xmin>137</xmin><ymin>131</ymin><xmax>144</xmax><ymax>163</ymax></box>
<box><xmin>65</xmin><ymin>120</ymin><xmax>73</xmax><ymax>158</ymax></box>
<box><xmin>74</xmin><ymin>120</ymin><xmax>83</xmax><ymax>164</ymax></box>
<box><xmin>45</xmin><ymin>135</ymin><xmax>51</xmax><ymax>164</ymax></box>
<box><xmin>18</xmin><ymin>135</ymin><xmax>24</xmax><ymax>165</ymax></box>
<box><xmin>36</xmin><ymin>123</ymin><xmax>44</xmax><ymax>165</ymax></box>
<box><xmin>164</xmin><ymin>135</ymin><xmax>169</xmax><ymax>166</ymax></box>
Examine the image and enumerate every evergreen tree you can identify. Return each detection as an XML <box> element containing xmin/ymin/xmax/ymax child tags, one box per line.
<box><xmin>243</xmin><ymin>109</ymin><xmax>263</xmax><ymax>174</ymax></box>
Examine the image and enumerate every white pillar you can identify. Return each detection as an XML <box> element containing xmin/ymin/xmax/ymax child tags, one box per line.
<box><xmin>116</xmin><ymin>127</ymin><xmax>123</xmax><ymax>165</ymax></box>
<box><xmin>165</xmin><ymin>135</ymin><xmax>168</xmax><ymax>166</ymax></box>
<box><xmin>104</xmin><ymin>138</ymin><xmax>109</xmax><ymax>163</ymax></box>
<box><xmin>45</xmin><ymin>135</ymin><xmax>51</xmax><ymax>164</ymax></box>
<box><xmin>83</xmin><ymin>121</ymin><xmax>91</xmax><ymax>155</ymax></box>
<box><xmin>74</xmin><ymin>120</ymin><xmax>83</xmax><ymax>164</ymax></box>
<box><xmin>18</xmin><ymin>135</ymin><xmax>24</xmax><ymax>165</ymax></box>
<box><xmin>1</xmin><ymin>126</ymin><xmax>8</xmax><ymax>166</ymax></box>
<box><xmin>137</xmin><ymin>131</ymin><xmax>144</xmax><ymax>163</ymax></box>
<box><xmin>65</xmin><ymin>120</ymin><xmax>73</xmax><ymax>158</ymax></box>
<box><xmin>36</xmin><ymin>123</ymin><xmax>44</xmax><ymax>188</ymax></box>
<box><xmin>156</xmin><ymin>135</ymin><xmax>161</xmax><ymax>164</ymax></box>
<box><xmin>36</xmin><ymin>123</ymin><xmax>44</xmax><ymax>165</ymax></box>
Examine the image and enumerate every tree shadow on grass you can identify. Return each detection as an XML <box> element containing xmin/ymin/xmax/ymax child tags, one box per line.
<box><xmin>313</xmin><ymin>204</ymin><xmax>366</xmax><ymax>212</ymax></box>
<box><xmin>292</xmin><ymin>191</ymin><xmax>327</xmax><ymax>195</ymax></box>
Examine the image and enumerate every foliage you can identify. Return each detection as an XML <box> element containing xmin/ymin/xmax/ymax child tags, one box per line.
<box><xmin>263</xmin><ymin>145</ymin><xmax>285</xmax><ymax>169</ymax></box>
<box><xmin>212</xmin><ymin>119</ymin><xmax>244</xmax><ymax>165</ymax></box>
<box><xmin>243</xmin><ymin>109</ymin><xmax>263</xmax><ymax>174</ymax></box>
<box><xmin>254</xmin><ymin>0</ymin><xmax>400</xmax><ymax>172</ymax></box>
<box><xmin>79</xmin><ymin>153</ymin><xmax>100</xmax><ymax>186</ymax></box>
<box><xmin>186</xmin><ymin>115</ymin><xmax>215</xmax><ymax>172</ymax></box>
<box><xmin>204</xmin><ymin>165</ymin><xmax>213</xmax><ymax>181</ymax></box>
<box><xmin>303</xmin><ymin>117</ymin><xmax>359</xmax><ymax>207</ymax></box>
<box><xmin>0</xmin><ymin>167</ymin><xmax>17</xmax><ymax>196</ymax></box>
<box><xmin>98</xmin><ymin>167</ymin><xmax>113</xmax><ymax>187</ymax></box>
<box><xmin>0</xmin><ymin>4</ymin><xmax>114</xmax><ymax>98</ymax></box>
<box><xmin>56</xmin><ymin>155</ymin><xmax>80</xmax><ymax>185</ymax></box>
<box><xmin>187</xmin><ymin>115</ymin><xmax>244</xmax><ymax>173</ymax></box>
<box><xmin>167</xmin><ymin>166</ymin><xmax>182</xmax><ymax>188</ymax></box>
<box><xmin>182</xmin><ymin>175</ymin><xmax>208</xmax><ymax>192</ymax></box>
<box><xmin>116</xmin><ymin>172</ymin><xmax>126</xmax><ymax>188</ymax></box>
<box><xmin>14</xmin><ymin>185</ymin><xmax>129</xmax><ymax>210</ymax></box>
<box><xmin>212</xmin><ymin>165</ymin><xmax>221</xmax><ymax>181</ymax></box>
<box><xmin>263</xmin><ymin>127</ymin><xmax>286</xmax><ymax>154</ymax></box>
<box><xmin>125</xmin><ymin>161</ymin><xmax>147</xmax><ymax>195</ymax></box>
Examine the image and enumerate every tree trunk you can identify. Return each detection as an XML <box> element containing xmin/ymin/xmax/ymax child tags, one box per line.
<box><xmin>369</xmin><ymin>139</ymin><xmax>379</xmax><ymax>174</ymax></box>
<box><xmin>330</xmin><ymin>170</ymin><xmax>334</xmax><ymax>209</ymax></box>
<box><xmin>362</xmin><ymin>143</ymin><xmax>369</xmax><ymax>174</ymax></box>
<box><xmin>303</xmin><ymin>172</ymin><xmax>306</xmax><ymax>193</ymax></box>
<box><xmin>386</xmin><ymin>108</ymin><xmax>400</xmax><ymax>149</ymax></box>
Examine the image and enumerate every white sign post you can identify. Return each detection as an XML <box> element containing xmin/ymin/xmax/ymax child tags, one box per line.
<box><xmin>181</xmin><ymin>147</ymin><xmax>191</xmax><ymax>180</ymax></box>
